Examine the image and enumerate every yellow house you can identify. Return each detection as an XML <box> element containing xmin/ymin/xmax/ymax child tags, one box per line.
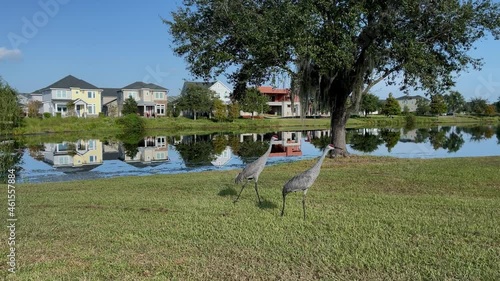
<box><xmin>42</xmin><ymin>139</ymin><xmax>103</xmax><ymax>168</ymax></box>
<box><xmin>39</xmin><ymin>75</ymin><xmax>103</xmax><ymax>117</ymax></box>
<box><xmin>72</xmin><ymin>139</ymin><xmax>103</xmax><ymax>166</ymax></box>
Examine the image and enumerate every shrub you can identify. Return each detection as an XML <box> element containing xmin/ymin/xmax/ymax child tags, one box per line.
<box><xmin>43</xmin><ymin>113</ymin><xmax>51</xmax><ymax>119</ymax></box>
<box><xmin>55</xmin><ymin>113</ymin><xmax>62</xmax><ymax>118</ymax></box>
<box><xmin>116</xmin><ymin>114</ymin><xmax>145</xmax><ymax>135</ymax></box>
<box><xmin>405</xmin><ymin>113</ymin><xmax>417</xmax><ymax>130</ymax></box>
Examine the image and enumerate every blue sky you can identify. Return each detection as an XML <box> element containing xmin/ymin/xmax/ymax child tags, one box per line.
<box><xmin>1</xmin><ymin>0</ymin><xmax>499</xmax><ymax>101</ymax></box>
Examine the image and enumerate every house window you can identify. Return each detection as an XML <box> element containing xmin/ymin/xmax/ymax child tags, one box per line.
<box><xmin>89</xmin><ymin>155</ymin><xmax>97</xmax><ymax>163</ymax></box>
<box><xmin>56</xmin><ymin>90</ymin><xmax>70</xmax><ymax>98</ymax></box>
<box><xmin>156</xmin><ymin>152</ymin><xmax>167</xmax><ymax>160</ymax></box>
<box><xmin>57</xmin><ymin>156</ymin><xmax>71</xmax><ymax>165</ymax></box>
<box><xmin>88</xmin><ymin>91</ymin><xmax>96</xmax><ymax>98</ymax></box>
<box><xmin>154</xmin><ymin>92</ymin><xmax>164</xmax><ymax>99</ymax></box>
<box><xmin>88</xmin><ymin>104</ymin><xmax>96</xmax><ymax>114</ymax></box>
<box><xmin>57</xmin><ymin>143</ymin><xmax>69</xmax><ymax>152</ymax></box>
<box><xmin>156</xmin><ymin>104</ymin><xmax>165</xmax><ymax>115</ymax></box>
<box><xmin>57</xmin><ymin>105</ymin><xmax>68</xmax><ymax>112</ymax></box>
<box><xmin>156</xmin><ymin>137</ymin><xmax>166</xmax><ymax>147</ymax></box>
<box><xmin>127</xmin><ymin>92</ymin><xmax>138</xmax><ymax>100</ymax></box>
<box><xmin>88</xmin><ymin>140</ymin><xmax>96</xmax><ymax>150</ymax></box>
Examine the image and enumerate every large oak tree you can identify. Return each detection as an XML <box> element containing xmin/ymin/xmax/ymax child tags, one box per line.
<box><xmin>166</xmin><ymin>0</ymin><xmax>500</xmax><ymax>152</ymax></box>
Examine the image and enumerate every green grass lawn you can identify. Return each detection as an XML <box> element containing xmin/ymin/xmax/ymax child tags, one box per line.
<box><xmin>2</xmin><ymin>156</ymin><xmax>499</xmax><ymax>280</ymax></box>
<box><xmin>11</xmin><ymin>115</ymin><xmax>499</xmax><ymax>136</ymax></box>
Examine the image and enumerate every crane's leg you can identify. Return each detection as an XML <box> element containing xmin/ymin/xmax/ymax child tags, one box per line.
<box><xmin>302</xmin><ymin>189</ymin><xmax>308</xmax><ymax>220</ymax></box>
<box><xmin>280</xmin><ymin>192</ymin><xmax>286</xmax><ymax>216</ymax></box>
<box><xmin>254</xmin><ymin>180</ymin><xmax>262</xmax><ymax>204</ymax></box>
<box><xmin>234</xmin><ymin>180</ymin><xmax>248</xmax><ymax>203</ymax></box>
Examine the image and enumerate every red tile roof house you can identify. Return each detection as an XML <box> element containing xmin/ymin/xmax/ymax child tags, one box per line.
<box><xmin>257</xmin><ymin>86</ymin><xmax>301</xmax><ymax>117</ymax></box>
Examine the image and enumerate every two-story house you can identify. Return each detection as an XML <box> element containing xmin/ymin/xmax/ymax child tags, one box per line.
<box><xmin>117</xmin><ymin>82</ymin><xmax>168</xmax><ymax>117</ymax></box>
<box><xmin>38</xmin><ymin>75</ymin><xmax>103</xmax><ymax>117</ymax></box>
<box><xmin>41</xmin><ymin>139</ymin><xmax>103</xmax><ymax>169</ymax></box>
<box><xmin>396</xmin><ymin>95</ymin><xmax>429</xmax><ymax>112</ymax></box>
<box><xmin>118</xmin><ymin>136</ymin><xmax>169</xmax><ymax>166</ymax></box>
<box><xmin>180</xmin><ymin>80</ymin><xmax>232</xmax><ymax>104</ymax></box>
<box><xmin>258</xmin><ymin>86</ymin><xmax>301</xmax><ymax>117</ymax></box>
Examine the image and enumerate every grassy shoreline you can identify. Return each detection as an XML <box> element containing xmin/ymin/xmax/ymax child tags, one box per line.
<box><xmin>9</xmin><ymin>115</ymin><xmax>499</xmax><ymax>136</ymax></box>
<box><xmin>3</xmin><ymin>156</ymin><xmax>499</xmax><ymax>280</ymax></box>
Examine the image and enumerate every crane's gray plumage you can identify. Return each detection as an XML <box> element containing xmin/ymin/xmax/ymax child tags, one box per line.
<box><xmin>234</xmin><ymin>135</ymin><xmax>278</xmax><ymax>204</ymax></box>
<box><xmin>281</xmin><ymin>144</ymin><xmax>339</xmax><ymax>219</ymax></box>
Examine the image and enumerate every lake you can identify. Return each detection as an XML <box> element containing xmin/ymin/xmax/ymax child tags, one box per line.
<box><xmin>2</xmin><ymin>125</ymin><xmax>499</xmax><ymax>183</ymax></box>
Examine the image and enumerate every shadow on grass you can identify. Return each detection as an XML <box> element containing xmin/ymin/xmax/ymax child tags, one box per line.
<box><xmin>218</xmin><ymin>186</ymin><xmax>238</xmax><ymax>197</ymax></box>
<box><xmin>257</xmin><ymin>199</ymin><xmax>277</xmax><ymax>209</ymax></box>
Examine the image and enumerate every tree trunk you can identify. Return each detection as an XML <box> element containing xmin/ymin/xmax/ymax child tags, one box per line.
<box><xmin>329</xmin><ymin>87</ymin><xmax>350</xmax><ymax>157</ymax></box>
<box><xmin>194</xmin><ymin>110</ymin><xmax>197</xmax><ymax>120</ymax></box>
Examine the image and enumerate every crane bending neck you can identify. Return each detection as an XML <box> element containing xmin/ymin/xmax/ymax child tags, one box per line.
<box><xmin>312</xmin><ymin>148</ymin><xmax>331</xmax><ymax>170</ymax></box>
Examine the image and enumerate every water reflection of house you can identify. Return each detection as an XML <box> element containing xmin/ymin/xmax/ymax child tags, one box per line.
<box><xmin>399</xmin><ymin>128</ymin><xmax>418</xmax><ymax>142</ymax></box>
<box><xmin>119</xmin><ymin>136</ymin><xmax>169</xmax><ymax>166</ymax></box>
<box><xmin>271</xmin><ymin>131</ymin><xmax>302</xmax><ymax>157</ymax></box>
<box><xmin>239</xmin><ymin>132</ymin><xmax>302</xmax><ymax>157</ymax></box>
<box><xmin>41</xmin><ymin>139</ymin><xmax>103</xmax><ymax>171</ymax></box>
<box><xmin>211</xmin><ymin>146</ymin><xmax>233</xmax><ymax>167</ymax></box>
<box><xmin>103</xmin><ymin>141</ymin><xmax>121</xmax><ymax>160</ymax></box>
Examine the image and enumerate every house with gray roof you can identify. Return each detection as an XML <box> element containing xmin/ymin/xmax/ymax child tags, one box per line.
<box><xmin>38</xmin><ymin>75</ymin><xmax>103</xmax><ymax>117</ymax></box>
<box><xmin>116</xmin><ymin>82</ymin><xmax>168</xmax><ymax>117</ymax></box>
<box><xmin>180</xmin><ymin>80</ymin><xmax>232</xmax><ymax>104</ymax></box>
<box><xmin>396</xmin><ymin>95</ymin><xmax>429</xmax><ymax>112</ymax></box>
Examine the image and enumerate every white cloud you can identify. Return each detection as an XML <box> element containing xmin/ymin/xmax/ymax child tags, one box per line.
<box><xmin>0</xmin><ymin>47</ymin><xmax>22</xmax><ymax>61</ymax></box>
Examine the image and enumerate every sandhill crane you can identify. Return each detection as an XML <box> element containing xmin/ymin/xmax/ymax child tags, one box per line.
<box><xmin>281</xmin><ymin>144</ymin><xmax>341</xmax><ymax>219</ymax></box>
<box><xmin>234</xmin><ymin>135</ymin><xmax>279</xmax><ymax>204</ymax></box>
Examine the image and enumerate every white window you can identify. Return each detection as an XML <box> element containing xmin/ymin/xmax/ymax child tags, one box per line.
<box><xmin>88</xmin><ymin>140</ymin><xmax>96</xmax><ymax>150</ymax></box>
<box><xmin>57</xmin><ymin>143</ymin><xmax>69</xmax><ymax>152</ymax></box>
<box><xmin>57</xmin><ymin>156</ymin><xmax>71</xmax><ymax>165</ymax></box>
<box><xmin>154</xmin><ymin>92</ymin><xmax>164</xmax><ymax>99</ymax></box>
<box><xmin>156</xmin><ymin>152</ymin><xmax>167</xmax><ymax>160</ymax></box>
<box><xmin>156</xmin><ymin>137</ymin><xmax>166</xmax><ymax>147</ymax></box>
<box><xmin>57</xmin><ymin>105</ymin><xmax>67</xmax><ymax>112</ymax></box>
<box><xmin>87</xmin><ymin>91</ymin><xmax>96</xmax><ymax>98</ymax></box>
<box><xmin>127</xmin><ymin>92</ymin><xmax>138</xmax><ymax>100</ymax></box>
<box><xmin>89</xmin><ymin>155</ymin><xmax>97</xmax><ymax>163</ymax></box>
<box><xmin>88</xmin><ymin>104</ymin><xmax>96</xmax><ymax>114</ymax></box>
<box><xmin>156</xmin><ymin>104</ymin><xmax>165</xmax><ymax>115</ymax></box>
<box><xmin>56</xmin><ymin>90</ymin><xmax>70</xmax><ymax>98</ymax></box>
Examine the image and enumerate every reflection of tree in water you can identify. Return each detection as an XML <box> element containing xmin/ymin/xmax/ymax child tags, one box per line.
<box><xmin>443</xmin><ymin>132</ymin><xmax>465</xmax><ymax>153</ymax></box>
<box><xmin>428</xmin><ymin>127</ymin><xmax>447</xmax><ymax>149</ymax></box>
<box><xmin>380</xmin><ymin>129</ymin><xmax>400</xmax><ymax>152</ymax></box>
<box><xmin>227</xmin><ymin>135</ymin><xmax>240</xmax><ymax>153</ymax></box>
<box><xmin>484</xmin><ymin>127</ymin><xmax>495</xmax><ymax>139</ymax></box>
<box><xmin>462</xmin><ymin>126</ymin><xmax>495</xmax><ymax>142</ymax></box>
<box><xmin>212</xmin><ymin>134</ymin><xmax>228</xmax><ymax>155</ymax></box>
<box><xmin>28</xmin><ymin>143</ymin><xmax>45</xmax><ymax>160</ymax></box>
<box><xmin>414</xmin><ymin>128</ymin><xmax>430</xmax><ymax>143</ymax></box>
<box><xmin>174</xmin><ymin>135</ymin><xmax>216</xmax><ymax>167</ymax></box>
<box><xmin>310</xmin><ymin>135</ymin><xmax>330</xmax><ymax>150</ymax></box>
<box><xmin>236</xmin><ymin>140</ymin><xmax>268</xmax><ymax>164</ymax></box>
<box><xmin>497</xmin><ymin>126</ymin><xmax>500</xmax><ymax>144</ymax></box>
<box><xmin>0</xmin><ymin>139</ymin><xmax>24</xmax><ymax>183</ymax></box>
<box><xmin>349</xmin><ymin>132</ymin><xmax>383</xmax><ymax>153</ymax></box>
<box><xmin>119</xmin><ymin>133</ymin><xmax>143</xmax><ymax>160</ymax></box>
